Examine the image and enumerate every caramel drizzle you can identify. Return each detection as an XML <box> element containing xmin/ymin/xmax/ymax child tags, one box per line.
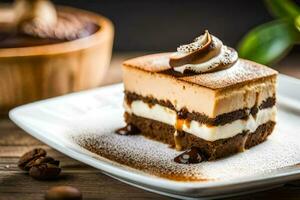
<box><xmin>239</xmin><ymin>132</ymin><xmax>249</xmax><ymax>152</ymax></box>
<box><xmin>174</xmin><ymin>117</ymin><xmax>191</xmax><ymax>151</ymax></box>
<box><xmin>174</xmin><ymin>130</ymin><xmax>183</xmax><ymax>151</ymax></box>
<box><xmin>174</xmin><ymin>120</ymin><xmax>184</xmax><ymax>151</ymax></box>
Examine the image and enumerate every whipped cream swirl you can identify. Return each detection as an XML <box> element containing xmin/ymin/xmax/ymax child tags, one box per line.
<box><xmin>169</xmin><ymin>30</ymin><xmax>238</xmax><ymax>74</ymax></box>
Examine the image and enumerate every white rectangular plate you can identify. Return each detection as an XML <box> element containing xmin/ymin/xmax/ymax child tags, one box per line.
<box><xmin>10</xmin><ymin>74</ymin><xmax>300</xmax><ymax>199</ymax></box>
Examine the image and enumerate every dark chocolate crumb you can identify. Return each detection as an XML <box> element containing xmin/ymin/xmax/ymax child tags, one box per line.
<box><xmin>116</xmin><ymin>124</ymin><xmax>140</xmax><ymax>135</ymax></box>
<box><xmin>174</xmin><ymin>147</ymin><xmax>206</xmax><ymax>164</ymax></box>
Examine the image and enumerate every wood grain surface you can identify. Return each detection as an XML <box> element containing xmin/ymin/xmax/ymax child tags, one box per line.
<box><xmin>1</xmin><ymin>53</ymin><xmax>300</xmax><ymax>200</ymax></box>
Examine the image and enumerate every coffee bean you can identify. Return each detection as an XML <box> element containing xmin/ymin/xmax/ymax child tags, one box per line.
<box><xmin>45</xmin><ymin>186</ymin><xmax>82</xmax><ymax>200</ymax></box>
<box><xmin>29</xmin><ymin>163</ymin><xmax>61</xmax><ymax>180</ymax></box>
<box><xmin>35</xmin><ymin>156</ymin><xmax>60</xmax><ymax>166</ymax></box>
<box><xmin>18</xmin><ymin>148</ymin><xmax>47</xmax><ymax>171</ymax></box>
<box><xmin>174</xmin><ymin>147</ymin><xmax>205</xmax><ymax>164</ymax></box>
<box><xmin>18</xmin><ymin>149</ymin><xmax>62</xmax><ymax>180</ymax></box>
<box><xmin>23</xmin><ymin>157</ymin><xmax>39</xmax><ymax>171</ymax></box>
<box><xmin>24</xmin><ymin>156</ymin><xmax>58</xmax><ymax>171</ymax></box>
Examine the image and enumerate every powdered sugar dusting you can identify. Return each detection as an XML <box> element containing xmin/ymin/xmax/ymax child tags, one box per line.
<box><xmin>177</xmin><ymin>33</ymin><xmax>210</xmax><ymax>53</ymax></box>
<box><xmin>179</xmin><ymin>59</ymin><xmax>277</xmax><ymax>89</ymax></box>
<box><xmin>71</xmin><ymin>107</ymin><xmax>300</xmax><ymax>182</ymax></box>
<box><xmin>123</xmin><ymin>53</ymin><xmax>171</xmax><ymax>72</ymax></box>
<box><xmin>74</xmin><ymin>133</ymin><xmax>207</xmax><ymax>181</ymax></box>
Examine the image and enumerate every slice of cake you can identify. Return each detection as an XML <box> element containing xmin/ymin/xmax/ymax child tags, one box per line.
<box><xmin>121</xmin><ymin>31</ymin><xmax>277</xmax><ymax>162</ymax></box>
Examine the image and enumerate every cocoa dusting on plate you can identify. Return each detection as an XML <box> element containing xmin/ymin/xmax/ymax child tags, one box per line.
<box><xmin>73</xmin><ymin>134</ymin><xmax>210</xmax><ymax>182</ymax></box>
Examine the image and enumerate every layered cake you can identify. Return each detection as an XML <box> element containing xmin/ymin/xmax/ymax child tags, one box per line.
<box><xmin>121</xmin><ymin>31</ymin><xmax>277</xmax><ymax>162</ymax></box>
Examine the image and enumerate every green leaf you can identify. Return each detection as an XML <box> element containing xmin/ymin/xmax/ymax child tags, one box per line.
<box><xmin>264</xmin><ymin>0</ymin><xmax>300</xmax><ymax>19</ymax></box>
<box><xmin>237</xmin><ymin>20</ymin><xmax>297</xmax><ymax>65</ymax></box>
<box><xmin>296</xmin><ymin>15</ymin><xmax>300</xmax><ymax>32</ymax></box>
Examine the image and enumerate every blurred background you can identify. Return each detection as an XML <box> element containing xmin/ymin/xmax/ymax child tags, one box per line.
<box><xmin>1</xmin><ymin>0</ymin><xmax>297</xmax><ymax>52</ymax></box>
<box><xmin>48</xmin><ymin>0</ymin><xmax>280</xmax><ymax>52</ymax></box>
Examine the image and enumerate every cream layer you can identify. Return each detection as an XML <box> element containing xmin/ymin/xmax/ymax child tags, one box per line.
<box><xmin>124</xmin><ymin>100</ymin><xmax>276</xmax><ymax>141</ymax></box>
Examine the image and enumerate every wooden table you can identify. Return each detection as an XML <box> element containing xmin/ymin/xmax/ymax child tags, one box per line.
<box><xmin>1</xmin><ymin>53</ymin><xmax>300</xmax><ymax>200</ymax></box>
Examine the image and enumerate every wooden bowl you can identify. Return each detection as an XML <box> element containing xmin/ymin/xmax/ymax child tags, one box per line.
<box><xmin>0</xmin><ymin>6</ymin><xmax>114</xmax><ymax>114</ymax></box>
